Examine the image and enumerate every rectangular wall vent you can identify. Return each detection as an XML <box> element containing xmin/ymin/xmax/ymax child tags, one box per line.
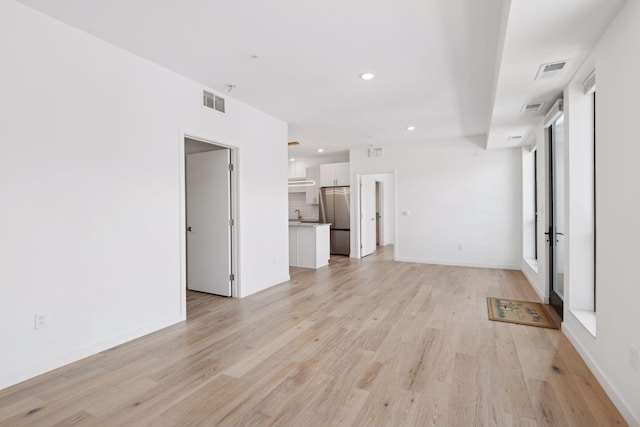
<box><xmin>367</xmin><ymin>147</ymin><xmax>383</xmax><ymax>158</ymax></box>
<box><xmin>203</xmin><ymin>90</ymin><xmax>225</xmax><ymax>113</ymax></box>
<box><xmin>521</xmin><ymin>103</ymin><xmax>544</xmax><ymax>113</ymax></box>
<box><xmin>535</xmin><ymin>60</ymin><xmax>569</xmax><ymax>80</ymax></box>
<box><xmin>508</xmin><ymin>135</ymin><xmax>523</xmax><ymax>143</ymax></box>
<box><xmin>583</xmin><ymin>70</ymin><xmax>596</xmax><ymax>94</ymax></box>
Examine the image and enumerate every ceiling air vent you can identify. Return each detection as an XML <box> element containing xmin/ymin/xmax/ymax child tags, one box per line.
<box><xmin>535</xmin><ymin>60</ymin><xmax>569</xmax><ymax>80</ymax></box>
<box><xmin>508</xmin><ymin>135</ymin><xmax>523</xmax><ymax>143</ymax></box>
<box><xmin>203</xmin><ymin>90</ymin><xmax>226</xmax><ymax>113</ymax></box>
<box><xmin>521</xmin><ymin>103</ymin><xmax>544</xmax><ymax>113</ymax></box>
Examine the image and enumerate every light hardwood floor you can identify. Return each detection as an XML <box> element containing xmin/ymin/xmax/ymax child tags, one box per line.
<box><xmin>0</xmin><ymin>246</ymin><xmax>626</xmax><ymax>426</ymax></box>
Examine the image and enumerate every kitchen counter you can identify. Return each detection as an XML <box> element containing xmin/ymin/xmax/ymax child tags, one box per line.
<box><xmin>289</xmin><ymin>221</ymin><xmax>330</xmax><ymax>268</ymax></box>
<box><xmin>288</xmin><ymin>220</ymin><xmax>331</xmax><ymax>228</ymax></box>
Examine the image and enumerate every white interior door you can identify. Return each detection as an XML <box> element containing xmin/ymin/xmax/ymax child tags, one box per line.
<box><xmin>186</xmin><ymin>149</ymin><xmax>231</xmax><ymax>296</ymax></box>
<box><xmin>360</xmin><ymin>175</ymin><xmax>377</xmax><ymax>257</ymax></box>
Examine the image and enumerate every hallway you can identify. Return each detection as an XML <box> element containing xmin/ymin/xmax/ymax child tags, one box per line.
<box><xmin>0</xmin><ymin>247</ymin><xmax>625</xmax><ymax>425</ymax></box>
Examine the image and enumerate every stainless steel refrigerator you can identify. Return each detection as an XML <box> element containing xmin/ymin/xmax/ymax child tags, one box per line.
<box><xmin>319</xmin><ymin>186</ymin><xmax>350</xmax><ymax>255</ymax></box>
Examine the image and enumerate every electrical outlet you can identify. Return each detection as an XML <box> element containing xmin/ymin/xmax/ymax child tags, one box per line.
<box><xmin>34</xmin><ymin>313</ymin><xmax>47</xmax><ymax>330</ymax></box>
<box><xmin>631</xmin><ymin>344</ymin><xmax>639</xmax><ymax>370</ymax></box>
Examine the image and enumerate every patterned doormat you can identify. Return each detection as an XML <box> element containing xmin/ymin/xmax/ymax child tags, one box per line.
<box><xmin>487</xmin><ymin>297</ymin><xmax>558</xmax><ymax>329</ymax></box>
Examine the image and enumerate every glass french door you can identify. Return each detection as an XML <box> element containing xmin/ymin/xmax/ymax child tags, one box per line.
<box><xmin>548</xmin><ymin>114</ymin><xmax>565</xmax><ymax>318</ymax></box>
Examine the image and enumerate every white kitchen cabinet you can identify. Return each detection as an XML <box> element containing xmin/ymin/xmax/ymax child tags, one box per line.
<box><xmin>288</xmin><ymin>223</ymin><xmax>330</xmax><ymax>268</ymax></box>
<box><xmin>289</xmin><ymin>226</ymin><xmax>298</xmax><ymax>266</ymax></box>
<box><xmin>305</xmin><ymin>166</ymin><xmax>320</xmax><ymax>204</ymax></box>
<box><xmin>333</xmin><ymin>163</ymin><xmax>350</xmax><ymax>186</ymax></box>
<box><xmin>320</xmin><ymin>162</ymin><xmax>350</xmax><ymax>187</ymax></box>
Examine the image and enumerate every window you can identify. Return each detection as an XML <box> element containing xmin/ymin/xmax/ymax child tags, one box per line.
<box><xmin>592</xmin><ymin>92</ymin><xmax>597</xmax><ymax>311</ymax></box>
<box><xmin>534</xmin><ymin>150</ymin><xmax>538</xmax><ymax>259</ymax></box>
<box><xmin>567</xmin><ymin>78</ymin><xmax>597</xmax><ymax>334</ymax></box>
<box><xmin>522</xmin><ymin>146</ymin><xmax>538</xmax><ymax>265</ymax></box>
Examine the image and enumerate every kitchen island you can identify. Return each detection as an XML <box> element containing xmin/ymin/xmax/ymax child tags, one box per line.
<box><xmin>288</xmin><ymin>221</ymin><xmax>331</xmax><ymax>268</ymax></box>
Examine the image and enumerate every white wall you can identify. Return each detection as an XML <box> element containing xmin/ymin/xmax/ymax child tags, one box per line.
<box><xmin>350</xmin><ymin>137</ymin><xmax>522</xmax><ymax>268</ymax></box>
<box><xmin>0</xmin><ymin>0</ymin><xmax>289</xmax><ymax>390</ymax></box>
<box><xmin>560</xmin><ymin>1</ymin><xmax>640</xmax><ymax>423</ymax></box>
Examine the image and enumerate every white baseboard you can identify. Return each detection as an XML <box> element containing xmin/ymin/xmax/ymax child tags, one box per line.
<box><xmin>240</xmin><ymin>274</ymin><xmax>290</xmax><ymax>298</ymax></box>
<box><xmin>520</xmin><ymin>262</ymin><xmax>548</xmax><ymax>304</ymax></box>
<box><xmin>562</xmin><ymin>321</ymin><xmax>640</xmax><ymax>426</ymax></box>
<box><xmin>394</xmin><ymin>256</ymin><xmax>520</xmax><ymax>271</ymax></box>
<box><xmin>0</xmin><ymin>315</ymin><xmax>181</xmax><ymax>391</ymax></box>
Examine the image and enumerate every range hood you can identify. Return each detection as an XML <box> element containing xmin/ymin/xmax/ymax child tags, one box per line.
<box><xmin>287</xmin><ymin>141</ymin><xmax>315</xmax><ymax>187</ymax></box>
<box><xmin>288</xmin><ymin>178</ymin><xmax>315</xmax><ymax>187</ymax></box>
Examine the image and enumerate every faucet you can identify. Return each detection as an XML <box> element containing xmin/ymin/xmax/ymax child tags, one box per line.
<box><xmin>295</xmin><ymin>209</ymin><xmax>302</xmax><ymax>220</ymax></box>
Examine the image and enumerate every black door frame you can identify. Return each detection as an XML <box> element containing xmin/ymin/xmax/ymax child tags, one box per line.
<box><xmin>548</xmin><ymin>123</ymin><xmax>564</xmax><ymax>318</ymax></box>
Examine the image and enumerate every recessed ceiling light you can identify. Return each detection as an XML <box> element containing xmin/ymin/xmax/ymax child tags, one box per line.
<box><xmin>359</xmin><ymin>72</ymin><xmax>375</xmax><ymax>81</ymax></box>
<box><xmin>317</xmin><ymin>148</ymin><xmax>324</xmax><ymax>153</ymax></box>
<box><xmin>406</xmin><ymin>126</ymin><xmax>416</xmax><ymax>131</ymax></box>
<box><xmin>289</xmin><ymin>158</ymin><xmax>295</xmax><ymax>162</ymax></box>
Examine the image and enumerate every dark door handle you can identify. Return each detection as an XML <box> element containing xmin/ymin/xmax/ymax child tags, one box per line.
<box><xmin>187</xmin><ymin>226</ymin><xmax>193</xmax><ymax>232</ymax></box>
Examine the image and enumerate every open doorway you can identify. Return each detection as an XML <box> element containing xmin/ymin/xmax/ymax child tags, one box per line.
<box><xmin>359</xmin><ymin>173</ymin><xmax>395</xmax><ymax>258</ymax></box>
<box><xmin>180</xmin><ymin>136</ymin><xmax>239</xmax><ymax>317</ymax></box>
<box><xmin>360</xmin><ymin>175</ymin><xmax>377</xmax><ymax>257</ymax></box>
<box><xmin>376</xmin><ymin>181</ymin><xmax>382</xmax><ymax>246</ymax></box>
<box><xmin>547</xmin><ymin>115</ymin><xmax>565</xmax><ymax>319</ymax></box>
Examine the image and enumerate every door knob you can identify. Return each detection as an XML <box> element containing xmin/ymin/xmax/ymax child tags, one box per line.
<box><xmin>187</xmin><ymin>226</ymin><xmax>193</xmax><ymax>232</ymax></box>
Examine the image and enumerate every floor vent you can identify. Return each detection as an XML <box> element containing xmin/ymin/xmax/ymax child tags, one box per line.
<box><xmin>203</xmin><ymin>90</ymin><xmax>226</xmax><ymax>113</ymax></box>
<box><xmin>535</xmin><ymin>60</ymin><xmax>569</xmax><ymax>80</ymax></box>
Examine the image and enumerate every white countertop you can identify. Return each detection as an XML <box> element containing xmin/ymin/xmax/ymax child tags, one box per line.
<box><xmin>288</xmin><ymin>221</ymin><xmax>331</xmax><ymax>228</ymax></box>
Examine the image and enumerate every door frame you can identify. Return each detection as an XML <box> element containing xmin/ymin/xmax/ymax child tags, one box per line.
<box><xmin>547</xmin><ymin>121</ymin><xmax>564</xmax><ymax>318</ymax></box>
<box><xmin>353</xmin><ymin>172</ymin><xmax>397</xmax><ymax>259</ymax></box>
<box><xmin>179</xmin><ymin>130</ymin><xmax>240</xmax><ymax>320</ymax></box>
<box><xmin>359</xmin><ymin>175</ymin><xmax>377</xmax><ymax>257</ymax></box>
<box><xmin>375</xmin><ymin>181</ymin><xmax>382</xmax><ymax>246</ymax></box>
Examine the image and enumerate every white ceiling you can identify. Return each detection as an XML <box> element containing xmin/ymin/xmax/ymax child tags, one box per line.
<box><xmin>18</xmin><ymin>0</ymin><xmax>624</xmax><ymax>156</ymax></box>
<box><xmin>487</xmin><ymin>0</ymin><xmax>625</xmax><ymax>149</ymax></box>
